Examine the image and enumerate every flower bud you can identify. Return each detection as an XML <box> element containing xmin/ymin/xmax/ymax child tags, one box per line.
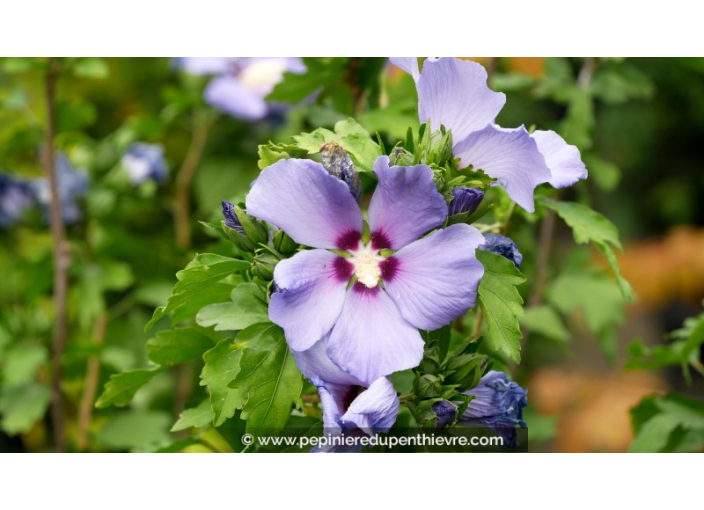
<box><xmin>221</xmin><ymin>200</ymin><xmax>245</xmax><ymax>234</ymax></box>
<box><xmin>431</xmin><ymin>400</ymin><xmax>457</xmax><ymax>430</ymax></box>
<box><xmin>272</xmin><ymin>229</ymin><xmax>298</xmax><ymax>256</ymax></box>
<box><xmin>221</xmin><ymin>200</ymin><xmax>269</xmax><ymax>252</ymax></box>
<box><xmin>448</xmin><ymin>187</ymin><xmax>484</xmax><ymax>216</ymax></box>
<box><xmin>320</xmin><ymin>142</ymin><xmax>361</xmax><ymax>202</ymax></box>
<box><xmin>416</xmin><ymin>374</ymin><xmax>442</xmax><ymax>399</ymax></box>
<box><xmin>253</xmin><ymin>252</ymin><xmax>279</xmax><ymax>281</ymax></box>
<box><xmin>460</xmin><ymin>371</ymin><xmax>528</xmax><ymax>448</ymax></box>
<box><xmin>389</xmin><ymin>147</ymin><xmax>415</xmax><ymax>167</ymax></box>
<box><xmin>479</xmin><ymin>233</ymin><xmax>523</xmax><ymax>268</ymax></box>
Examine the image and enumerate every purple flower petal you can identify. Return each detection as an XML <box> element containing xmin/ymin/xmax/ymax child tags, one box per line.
<box><xmin>367</xmin><ymin>156</ymin><xmax>447</xmax><ymax>250</ymax></box>
<box><xmin>382</xmin><ymin>224</ymin><xmax>485</xmax><ymax>331</ymax></box>
<box><xmin>205</xmin><ymin>75</ymin><xmax>268</xmax><ymax>121</ymax></box>
<box><xmin>417</xmin><ymin>58</ymin><xmax>506</xmax><ymax>145</ymax></box>
<box><xmin>390</xmin><ymin>57</ymin><xmax>421</xmax><ymax>81</ymax></box>
<box><xmin>270</xmin><ymin>249</ymin><xmax>352</xmax><ymax>351</ymax></box>
<box><xmin>453</xmin><ymin>125</ymin><xmax>552</xmax><ymax>213</ymax></box>
<box><xmin>246</xmin><ymin>158</ymin><xmax>363</xmax><ymax>250</ymax></box>
<box><xmin>176</xmin><ymin>57</ymin><xmax>237</xmax><ymax>75</ymax></box>
<box><xmin>292</xmin><ymin>335</ymin><xmax>364</xmax><ymax>389</ymax></box>
<box><xmin>532</xmin><ymin>130</ymin><xmax>588</xmax><ymax>189</ymax></box>
<box><xmin>327</xmin><ymin>284</ymin><xmax>424</xmax><ymax>385</ymax></box>
<box><xmin>317</xmin><ymin>383</ymin><xmax>346</xmax><ymax>429</ymax></box>
<box><xmin>340</xmin><ymin>377</ymin><xmax>399</xmax><ymax>434</ymax></box>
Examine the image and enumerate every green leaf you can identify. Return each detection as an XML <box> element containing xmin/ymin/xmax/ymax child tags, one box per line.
<box><xmin>540</xmin><ymin>197</ymin><xmax>633</xmax><ymax>302</ymax></box>
<box><xmin>146</xmin><ymin>253</ymin><xmax>249</xmax><ymax>331</ymax></box>
<box><xmin>267</xmin><ymin>57</ymin><xmax>348</xmax><ymax>103</ymax></box>
<box><xmin>72</xmin><ymin>57</ymin><xmax>109</xmax><ymax>79</ymax></box>
<box><xmin>2</xmin><ymin>57</ymin><xmax>38</xmax><ymax>73</ymax></box>
<box><xmin>595</xmin><ymin>242</ymin><xmax>635</xmax><ymax>302</ymax></box>
<box><xmin>200</xmin><ymin>340</ymin><xmax>244</xmax><ymax>427</ymax></box>
<box><xmin>519</xmin><ymin>305</ymin><xmax>570</xmax><ymax>343</ymax></box>
<box><xmin>629</xmin><ymin>413</ymin><xmax>679</xmax><ymax>453</ymax></box>
<box><xmin>655</xmin><ymin>394</ymin><xmax>704</xmax><ymax>430</ymax></box>
<box><xmin>171</xmin><ymin>399</ymin><xmax>216</xmax><ymax>432</ymax></box>
<box><xmin>196</xmin><ymin>282</ymin><xmax>269</xmax><ymax>331</ymax></box>
<box><xmin>522</xmin><ymin>408</ymin><xmax>559</xmax><ymax>443</ymax></box>
<box><xmin>257</xmin><ymin>144</ymin><xmax>290</xmax><ymax>170</ymax></box>
<box><xmin>228</xmin><ymin>324</ymin><xmax>303</xmax><ymax>434</ymax></box>
<box><xmin>171</xmin><ymin>283</ymin><xmax>234</xmax><ymax>325</ymax></box>
<box><xmin>540</xmin><ymin>197</ymin><xmax>621</xmax><ymax>249</ymax></box>
<box><xmin>291</xmin><ymin>118</ymin><xmax>381</xmax><ymax>173</ymax></box>
<box><xmin>583</xmin><ymin>154</ymin><xmax>621</xmax><ymax>191</ymax></box>
<box><xmin>591</xmin><ymin>62</ymin><xmax>654</xmax><ymax>104</ymax></box>
<box><xmin>1</xmin><ymin>344</ymin><xmax>48</xmax><ymax>386</ymax></box>
<box><xmin>146</xmin><ymin>328</ymin><xmax>213</xmax><ymax>366</ymax></box>
<box><xmin>95</xmin><ymin>368</ymin><xmax>163</xmax><ymax>408</ymax></box>
<box><xmin>96</xmin><ymin>410</ymin><xmax>172</xmax><ymax>452</ymax></box>
<box><xmin>0</xmin><ymin>383</ymin><xmax>51</xmax><ymax>435</ymax></box>
<box><xmin>199</xmin><ymin>221</ymin><xmax>230</xmax><ymax>242</ymax></box>
<box><xmin>549</xmin><ymin>273</ymin><xmax>625</xmax><ymax>334</ymax></box>
<box><xmin>560</xmin><ymin>88</ymin><xmax>594</xmax><ymax>150</ymax></box>
<box><xmin>476</xmin><ymin>250</ymin><xmax>526</xmax><ymax>363</ymax></box>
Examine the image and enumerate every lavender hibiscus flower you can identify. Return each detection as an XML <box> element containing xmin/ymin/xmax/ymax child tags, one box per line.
<box><xmin>246</xmin><ymin>155</ymin><xmax>485</xmax><ymax>386</ymax></box>
<box><xmin>177</xmin><ymin>57</ymin><xmax>305</xmax><ymax>121</ymax></box>
<box><xmin>391</xmin><ymin>57</ymin><xmax>588</xmax><ymax>212</ymax></box>
<box><xmin>295</xmin><ymin>338</ymin><xmax>399</xmax><ymax>453</ymax></box>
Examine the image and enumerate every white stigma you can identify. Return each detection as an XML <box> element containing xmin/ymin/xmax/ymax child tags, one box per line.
<box><xmin>353</xmin><ymin>246</ymin><xmax>381</xmax><ymax>288</ymax></box>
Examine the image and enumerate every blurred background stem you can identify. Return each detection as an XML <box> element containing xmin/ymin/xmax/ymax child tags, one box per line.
<box><xmin>173</xmin><ymin>111</ymin><xmax>211</xmax><ymax>423</ymax></box>
<box><xmin>174</xmin><ymin>113</ymin><xmax>210</xmax><ymax>250</ymax></box>
<box><xmin>44</xmin><ymin>58</ymin><xmax>69</xmax><ymax>453</ymax></box>
<box><xmin>76</xmin><ymin>313</ymin><xmax>107</xmax><ymax>451</ymax></box>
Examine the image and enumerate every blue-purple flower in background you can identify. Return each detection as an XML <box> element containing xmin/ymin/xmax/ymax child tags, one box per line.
<box><xmin>460</xmin><ymin>370</ymin><xmax>527</xmax><ymax>447</ymax></box>
<box><xmin>177</xmin><ymin>57</ymin><xmax>305</xmax><ymax>121</ymax></box>
<box><xmin>391</xmin><ymin>57</ymin><xmax>588</xmax><ymax>212</ymax></box>
<box><xmin>121</xmin><ymin>143</ymin><xmax>168</xmax><ymax>185</ymax></box>
<box><xmin>246</xmin><ymin>155</ymin><xmax>485</xmax><ymax>386</ymax></box>
<box><xmin>0</xmin><ymin>174</ymin><xmax>35</xmax><ymax>228</ymax></box>
<box><xmin>31</xmin><ymin>154</ymin><xmax>89</xmax><ymax>224</ymax></box>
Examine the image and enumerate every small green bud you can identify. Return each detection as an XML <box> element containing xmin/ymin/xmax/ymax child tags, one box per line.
<box><xmin>420</xmin><ymin>347</ymin><xmax>441</xmax><ymax>375</ymax></box>
<box><xmin>235</xmin><ymin>205</ymin><xmax>269</xmax><ymax>247</ymax></box>
<box><xmin>253</xmin><ymin>252</ymin><xmax>279</xmax><ymax>281</ymax></box>
<box><xmin>272</xmin><ymin>229</ymin><xmax>298</xmax><ymax>256</ymax></box>
<box><xmin>416</xmin><ymin>374</ymin><xmax>442</xmax><ymax>399</ymax></box>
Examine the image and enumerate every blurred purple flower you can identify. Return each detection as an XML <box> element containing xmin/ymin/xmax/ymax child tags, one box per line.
<box><xmin>246</xmin><ymin>155</ymin><xmax>485</xmax><ymax>386</ymax></box>
<box><xmin>177</xmin><ymin>57</ymin><xmax>305</xmax><ymax>121</ymax></box>
<box><xmin>0</xmin><ymin>174</ymin><xmax>35</xmax><ymax>228</ymax></box>
<box><xmin>31</xmin><ymin>154</ymin><xmax>89</xmax><ymax>224</ymax></box>
<box><xmin>460</xmin><ymin>370</ymin><xmax>527</xmax><ymax>447</ymax></box>
<box><xmin>391</xmin><ymin>57</ymin><xmax>588</xmax><ymax>212</ymax></box>
<box><xmin>122</xmin><ymin>143</ymin><xmax>168</xmax><ymax>185</ymax></box>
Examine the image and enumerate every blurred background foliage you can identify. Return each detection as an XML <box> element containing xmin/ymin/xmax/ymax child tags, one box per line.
<box><xmin>0</xmin><ymin>57</ymin><xmax>703</xmax><ymax>453</ymax></box>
